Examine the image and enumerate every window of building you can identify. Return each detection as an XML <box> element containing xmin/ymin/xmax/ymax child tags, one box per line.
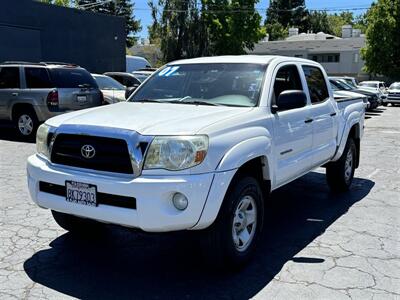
<box><xmin>0</xmin><ymin>67</ymin><xmax>20</xmax><ymax>89</ymax></box>
<box><xmin>25</xmin><ymin>67</ymin><xmax>53</xmax><ymax>88</ymax></box>
<box><xmin>354</xmin><ymin>53</ymin><xmax>359</xmax><ymax>63</ymax></box>
<box><xmin>308</xmin><ymin>53</ymin><xmax>340</xmax><ymax>63</ymax></box>
<box><xmin>302</xmin><ymin>66</ymin><xmax>329</xmax><ymax>104</ymax></box>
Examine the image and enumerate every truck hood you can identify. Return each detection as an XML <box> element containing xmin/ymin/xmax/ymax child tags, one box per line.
<box><xmin>46</xmin><ymin>102</ymin><xmax>253</xmax><ymax>135</ymax></box>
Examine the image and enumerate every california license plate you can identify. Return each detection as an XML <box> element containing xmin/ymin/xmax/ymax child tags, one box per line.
<box><xmin>77</xmin><ymin>95</ymin><xmax>87</xmax><ymax>103</ymax></box>
<box><xmin>65</xmin><ymin>181</ymin><xmax>97</xmax><ymax>206</ymax></box>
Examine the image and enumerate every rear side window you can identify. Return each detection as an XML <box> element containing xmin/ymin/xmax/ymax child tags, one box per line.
<box><xmin>0</xmin><ymin>67</ymin><xmax>20</xmax><ymax>89</ymax></box>
<box><xmin>25</xmin><ymin>67</ymin><xmax>53</xmax><ymax>88</ymax></box>
<box><xmin>273</xmin><ymin>65</ymin><xmax>303</xmax><ymax>100</ymax></box>
<box><xmin>302</xmin><ymin>66</ymin><xmax>329</xmax><ymax>104</ymax></box>
<box><xmin>49</xmin><ymin>68</ymin><xmax>98</xmax><ymax>88</ymax></box>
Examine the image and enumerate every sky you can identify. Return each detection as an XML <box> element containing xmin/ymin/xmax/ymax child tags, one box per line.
<box><xmin>134</xmin><ymin>0</ymin><xmax>375</xmax><ymax>38</ymax></box>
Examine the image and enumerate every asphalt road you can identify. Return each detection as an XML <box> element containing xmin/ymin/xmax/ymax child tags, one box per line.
<box><xmin>0</xmin><ymin>107</ymin><xmax>399</xmax><ymax>299</ymax></box>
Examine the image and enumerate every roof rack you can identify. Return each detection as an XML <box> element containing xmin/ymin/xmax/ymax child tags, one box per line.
<box><xmin>1</xmin><ymin>61</ymin><xmax>46</xmax><ymax>66</ymax></box>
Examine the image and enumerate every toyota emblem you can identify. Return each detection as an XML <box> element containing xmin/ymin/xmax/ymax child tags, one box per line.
<box><xmin>81</xmin><ymin>144</ymin><xmax>96</xmax><ymax>159</ymax></box>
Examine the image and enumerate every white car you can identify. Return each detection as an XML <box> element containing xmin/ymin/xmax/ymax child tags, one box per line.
<box><xmin>92</xmin><ymin>74</ymin><xmax>126</xmax><ymax>104</ymax></box>
<box><xmin>27</xmin><ymin>56</ymin><xmax>365</xmax><ymax>267</ymax></box>
<box><xmin>385</xmin><ymin>82</ymin><xmax>400</xmax><ymax>106</ymax></box>
<box><xmin>359</xmin><ymin>80</ymin><xmax>388</xmax><ymax>100</ymax></box>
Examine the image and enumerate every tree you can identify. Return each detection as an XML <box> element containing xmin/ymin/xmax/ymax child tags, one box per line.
<box><xmin>308</xmin><ymin>11</ymin><xmax>333</xmax><ymax>34</ymax></box>
<box><xmin>361</xmin><ymin>0</ymin><xmax>400</xmax><ymax>80</ymax></box>
<box><xmin>203</xmin><ymin>0</ymin><xmax>265</xmax><ymax>55</ymax></box>
<box><xmin>265</xmin><ymin>22</ymin><xmax>288</xmax><ymax>41</ymax></box>
<box><xmin>76</xmin><ymin>0</ymin><xmax>141</xmax><ymax>47</ymax></box>
<box><xmin>265</xmin><ymin>0</ymin><xmax>309</xmax><ymax>33</ymax></box>
<box><xmin>327</xmin><ymin>12</ymin><xmax>354</xmax><ymax>36</ymax></box>
<box><xmin>150</xmin><ymin>0</ymin><xmax>265</xmax><ymax>62</ymax></box>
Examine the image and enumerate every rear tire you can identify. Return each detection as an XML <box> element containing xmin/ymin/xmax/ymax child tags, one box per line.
<box><xmin>13</xmin><ymin>108</ymin><xmax>39</xmax><ymax>141</ymax></box>
<box><xmin>51</xmin><ymin>210</ymin><xmax>104</xmax><ymax>236</ymax></box>
<box><xmin>326</xmin><ymin>138</ymin><xmax>356</xmax><ymax>192</ymax></box>
<box><xmin>200</xmin><ymin>176</ymin><xmax>264</xmax><ymax>269</ymax></box>
<box><xmin>382</xmin><ymin>103</ymin><xmax>388</xmax><ymax>107</ymax></box>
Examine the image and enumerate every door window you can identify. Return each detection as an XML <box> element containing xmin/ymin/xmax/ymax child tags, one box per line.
<box><xmin>0</xmin><ymin>67</ymin><xmax>20</xmax><ymax>89</ymax></box>
<box><xmin>25</xmin><ymin>67</ymin><xmax>53</xmax><ymax>88</ymax></box>
<box><xmin>273</xmin><ymin>65</ymin><xmax>303</xmax><ymax>104</ymax></box>
<box><xmin>302</xmin><ymin>66</ymin><xmax>329</xmax><ymax>104</ymax></box>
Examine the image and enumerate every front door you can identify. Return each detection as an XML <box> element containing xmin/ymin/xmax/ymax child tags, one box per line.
<box><xmin>271</xmin><ymin>64</ymin><xmax>313</xmax><ymax>187</ymax></box>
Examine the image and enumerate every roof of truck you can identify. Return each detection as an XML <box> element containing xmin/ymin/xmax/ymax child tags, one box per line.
<box><xmin>168</xmin><ymin>55</ymin><xmax>315</xmax><ymax>65</ymax></box>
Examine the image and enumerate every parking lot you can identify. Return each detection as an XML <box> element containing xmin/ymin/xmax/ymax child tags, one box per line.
<box><xmin>0</xmin><ymin>106</ymin><xmax>399</xmax><ymax>299</ymax></box>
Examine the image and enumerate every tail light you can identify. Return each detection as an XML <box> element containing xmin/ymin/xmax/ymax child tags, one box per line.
<box><xmin>47</xmin><ymin>90</ymin><xmax>59</xmax><ymax>107</ymax></box>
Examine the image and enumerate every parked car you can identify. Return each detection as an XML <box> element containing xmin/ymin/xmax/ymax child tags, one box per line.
<box><xmin>104</xmin><ymin>72</ymin><xmax>146</xmax><ymax>98</ymax></box>
<box><xmin>0</xmin><ymin>61</ymin><xmax>102</xmax><ymax>139</ymax></box>
<box><xmin>329</xmin><ymin>78</ymin><xmax>379</xmax><ymax>110</ymax></box>
<box><xmin>27</xmin><ymin>56</ymin><xmax>365</xmax><ymax>267</ymax></box>
<box><xmin>358</xmin><ymin>80</ymin><xmax>388</xmax><ymax>101</ymax></box>
<box><xmin>92</xmin><ymin>74</ymin><xmax>126</xmax><ymax>104</ymax></box>
<box><xmin>126</xmin><ymin>55</ymin><xmax>151</xmax><ymax>73</ymax></box>
<box><xmin>384</xmin><ymin>82</ymin><xmax>400</xmax><ymax>106</ymax></box>
<box><xmin>330</xmin><ymin>76</ymin><xmax>359</xmax><ymax>89</ymax></box>
<box><xmin>331</xmin><ymin>85</ymin><xmax>369</xmax><ymax>110</ymax></box>
<box><xmin>132</xmin><ymin>68</ymin><xmax>156</xmax><ymax>78</ymax></box>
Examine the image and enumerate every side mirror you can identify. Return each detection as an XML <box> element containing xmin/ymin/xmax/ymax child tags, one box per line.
<box><xmin>273</xmin><ymin>90</ymin><xmax>307</xmax><ymax>113</ymax></box>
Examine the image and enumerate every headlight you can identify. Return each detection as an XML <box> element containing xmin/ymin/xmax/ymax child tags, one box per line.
<box><xmin>144</xmin><ymin>135</ymin><xmax>208</xmax><ymax>171</ymax></box>
<box><xmin>36</xmin><ymin>123</ymin><xmax>52</xmax><ymax>159</ymax></box>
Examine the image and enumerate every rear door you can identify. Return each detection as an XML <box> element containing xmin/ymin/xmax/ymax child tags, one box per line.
<box><xmin>302</xmin><ymin>65</ymin><xmax>338</xmax><ymax>167</ymax></box>
<box><xmin>0</xmin><ymin>66</ymin><xmax>21</xmax><ymax>119</ymax></box>
<box><xmin>49</xmin><ymin>68</ymin><xmax>101</xmax><ymax>109</ymax></box>
<box><xmin>271</xmin><ymin>63</ymin><xmax>313</xmax><ymax>187</ymax></box>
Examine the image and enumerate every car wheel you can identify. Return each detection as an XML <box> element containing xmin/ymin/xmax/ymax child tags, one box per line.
<box><xmin>326</xmin><ymin>138</ymin><xmax>356</xmax><ymax>192</ymax></box>
<box><xmin>383</xmin><ymin>103</ymin><xmax>388</xmax><ymax>107</ymax></box>
<box><xmin>51</xmin><ymin>210</ymin><xmax>104</xmax><ymax>236</ymax></box>
<box><xmin>200</xmin><ymin>176</ymin><xmax>264</xmax><ymax>269</ymax></box>
<box><xmin>13</xmin><ymin>109</ymin><xmax>38</xmax><ymax>140</ymax></box>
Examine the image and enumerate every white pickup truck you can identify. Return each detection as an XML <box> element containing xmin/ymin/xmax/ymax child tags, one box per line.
<box><xmin>27</xmin><ymin>56</ymin><xmax>365</xmax><ymax>267</ymax></box>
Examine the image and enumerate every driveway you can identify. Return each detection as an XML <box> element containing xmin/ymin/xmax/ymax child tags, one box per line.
<box><xmin>0</xmin><ymin>107</ymin><xmax>399</xmax><ymax>299</ymax></box>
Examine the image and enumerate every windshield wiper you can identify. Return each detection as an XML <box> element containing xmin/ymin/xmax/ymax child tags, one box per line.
<box><xmin>169</xmin><ymin>99</ymin><xmax>222</xmax><ymax>106</ymax></box>
<box><xmin>134</xmin><ymin>99</ymin><xmax>164</xmax><ymax>103</ymax></box>
<box><xmin>78</xmin><ymin>83</ymin><xmax>92</xmax><ymax>88</ymax></box>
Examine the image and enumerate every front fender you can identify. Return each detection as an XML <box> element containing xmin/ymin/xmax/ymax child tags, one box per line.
<box><xmin>216</xmin><ymin>136</ymin><xmax>272</xmax><ymax>173</ymax></box>
<box><xmin>192</xmin><ymin>136</ymin><xmax>272</xmax><ymax>230</ymax></box>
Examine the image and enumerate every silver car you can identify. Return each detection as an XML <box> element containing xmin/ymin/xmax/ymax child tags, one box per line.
<box><xmin>0</xmin><ymin>62</ymin><xmax>102</xmax><ymax>139</ymax></box>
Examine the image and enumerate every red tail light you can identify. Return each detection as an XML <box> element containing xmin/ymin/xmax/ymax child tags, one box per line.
<box><xmin>47</xmin><ymin>90</ymin><xmax>59</xmax><ymax>107</ymax></box>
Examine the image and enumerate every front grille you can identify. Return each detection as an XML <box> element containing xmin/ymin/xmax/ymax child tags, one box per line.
<box><xmin>39</xmin><ymin>181</ymin><xmax>136</xmax><ymax>209</ymax></box>
<box><xmin>51</xmin><ymin>134</ymin><xmax>133</xmax><ymax>174</ymax></box>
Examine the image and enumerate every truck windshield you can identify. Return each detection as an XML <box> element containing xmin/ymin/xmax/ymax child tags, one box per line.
<box><xmin>129</xmin><ymin>63</ymin><xmax>266</xmax><ymax>107</ymax></box>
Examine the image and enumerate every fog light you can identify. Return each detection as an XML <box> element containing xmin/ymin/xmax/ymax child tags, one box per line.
<box><xmin>172</xmin><ymin>193</ymin><xmax>188</xmax><ymax>211</ymax></box>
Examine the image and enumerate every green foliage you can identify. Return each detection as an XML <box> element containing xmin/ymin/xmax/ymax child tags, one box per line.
<box><xmin>265</xmin><ymin>22</ymin><xmax>288</xmax><ymax>41</ymax></box>
<box><xmin>150</xmin><ymin>0</ymin><xmax>265</xmax><ymax>62</ymax></box>
<box><xmin>308</xmin><ymin>11</ymin><xmax>333</xmax><ymax>34</ymax></box>
<box><xmin>265</xmin><ymin>0</ymin><xmax>309</xmax><ymax>33</ymax></box>
<box><xmin>361</xmin><ymin>0</ymin><xmax>400</xmax><ymax>79</ymax></box>
<box><xmin>326</xmin><ymin>12</ymin><xmax>355</xmax><ymax>36</ymax></box>
<box><xmin>203</xmin><ymin>0</ymin><xmax>266</xmax><ymax>55</ymax></box>
<box><xmin>75</xmin><ymin>0</ymin><xmax>141</xmax><ymax>47</ymax></box>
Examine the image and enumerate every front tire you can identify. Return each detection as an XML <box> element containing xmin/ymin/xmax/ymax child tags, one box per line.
<box><xmin>200</xmin><ymin>176</ymin><xmax>264</xmax><ymax>269</ymax></box>
<box><xmin>326</xmin><ymin>138</ymin><xmax>356</xmax><ymax>192</ymax></box>
<box><xmin>51</xmin><ymin>210</ymin><xmax>104</xmax><ymax>235</ymax></box>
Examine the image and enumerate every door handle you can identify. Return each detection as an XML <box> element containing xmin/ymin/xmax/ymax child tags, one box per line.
<box><xmin>304</xmin><ymin>118</ymin><xmax>313</xmax><ymax>123</ymax></box>
<box><xmin>330</xmin><ymin>112</ymin><xmax>337</xmax><ymax>117</ymax></box>
<box><xmin>12</xmin><ymin>92</ymin><xmax>18</xmax><ymax>96</ymax></box>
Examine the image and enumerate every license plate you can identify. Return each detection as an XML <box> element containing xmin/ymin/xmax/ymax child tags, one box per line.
<box><xmin>77</xmin><ymin>95</ymin><xmax>87</xmax><ymax>103</ymax></box>
<box><xmin>65</xmin><ymin>181</ymin><xmax>97</xmax><ymax>206</ymax></box>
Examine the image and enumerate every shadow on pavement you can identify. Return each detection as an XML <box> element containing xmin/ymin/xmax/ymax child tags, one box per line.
<box><xmin>0</xmin><ymin>126</ymin><xmax>35</xmax><ymax>143</ymax></box>
<box><xmin>24</xmin><ymin>172</ymin><xmax>374</xmax><ymax>300</ymax></box>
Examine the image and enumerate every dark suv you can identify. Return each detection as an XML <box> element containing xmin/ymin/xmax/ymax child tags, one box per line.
<box><xmin>0</xmin><ymin>62</ymin><xmax>102</xmax><ymax>139</ymax></box>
